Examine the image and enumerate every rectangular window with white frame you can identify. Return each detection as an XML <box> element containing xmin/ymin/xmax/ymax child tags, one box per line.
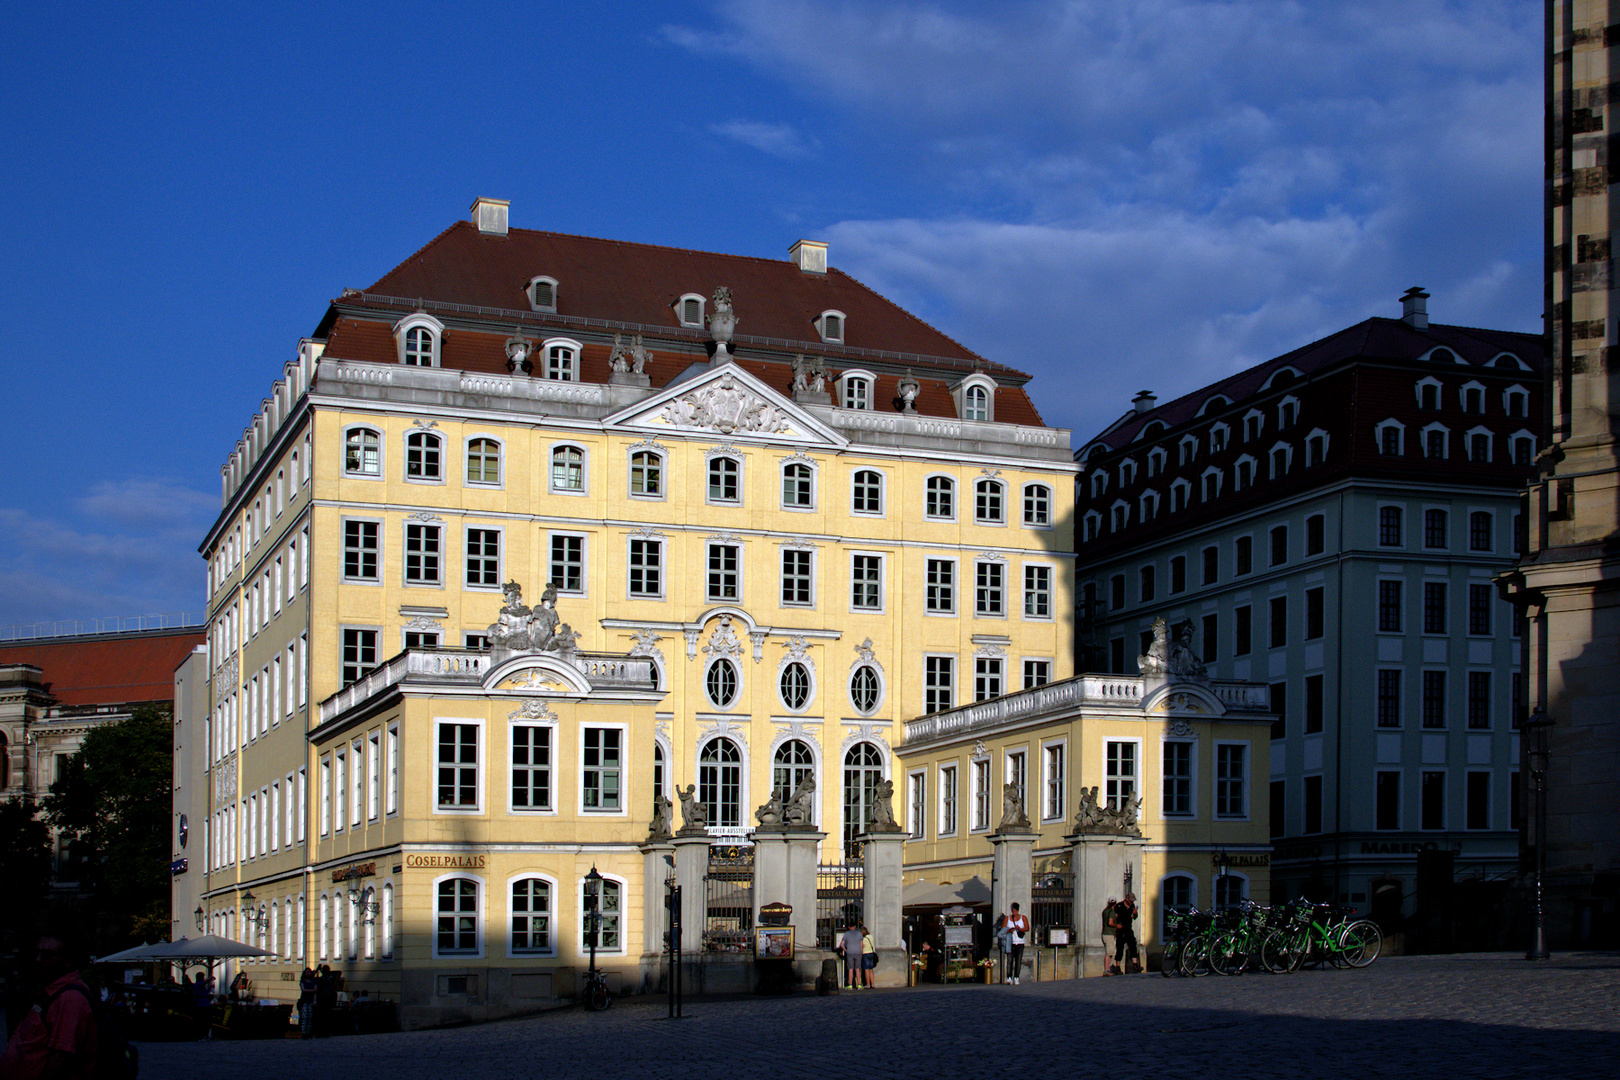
<box><xmin>1006</xmin><ymin>750</ymin><xmax>1028</xmax><ymax>821</ymax></box>
<box><xmin>1023</xmin><ymin>659</ymin><xmax>1051</xmax><ymax>689</ymax></box>
<box><xmin>1043</xmin><ymin>741</ymin><xmax>1066</xmax><ymax>822</ymax></box>
<box><xmin>581</xmin><ymin>725</ymin><xmax>624</xmax><ymax>812</ymax></box>
<box><xmin>1023</xmin><ymin>564</ymin><xmax>1052</xmax><ymax>619</ymax></box>
<box><xmin>975</xmin><ymin>560</ymin><xmax>1005</xmax><ymax>616</ymax></box>
<box><xmin>628</xmin><ymin>537</ymin><xmax>664</xmax><ymax>599</ymax></box>
<box><xmin>465</xmin><ymin>527</ymin><xmax>501</xmax><ymax>589</ymax></box>
<box><xmin>707</xmin><ymin>542</ymin><xmax>741</xmax><ymax>602</ymax></box>
<box><xmin>1105</xmin><ymin>739</ymin><xmax>1139</xmax><ymax>811</ymax></box>
<box><xmin>850</xmin><ymin>552</ymin><xmax>884</xmax><ymax>612</ymax></box>
<box><xmin>385</xmin><ymin>725</ymin><xmax>398</xmax><ymax>816</ymax></box>
<box><xmin>939</xmin><ymin>764</ymin><xmax>958</xmax><ymax>837</ymax></box>
<box><xmin>550</xmin><ymin>533</ymin><xmax>586</xmax><ymax>594</ymax></box>
<box><xmin>924</xmin><ymin>655</ymin><xmax>955</xmax><ymax>713</ymax></box>
<box><xmin>435</xmin><ymin>719</ymin><xmax>482</xmax><ymax>812</ymax></box>
<box><xmin>340</xmin><ymin>627</ymin><xmax>377</xmax><ymax>686</ymax></box>
<box><xmin>925</xmin><ymin>558</ymin><xmax>955</xmax><ymax>613</ymax></box>
<box><xmin>974</xmin><ymin>656</ymin><xmax>1003</xmax><ymax>701</ymax></box>
<box><xmin>351</xmin><ymin>737</ymin><xmax>364</xmax><ymax>827</ymax></box>
<box><xmin>908</xmin><ymin>769</ymin><xmax>926</xmax><ymax>839</ymax></box>
<box><xmin>1215</xmin><ymin>742</ymin><xmax>1248</xmax><ymax>818</ymax></box>
<box><xmin>343</xmin><ymin>519</ymin><xmax>380</xmax><ymax>582</ymax></box>
<box><xmin>781</xmin><ymin>547</ymin><xmax>814</xmax><ymax>607</ymax></box>
<box><xmin>511</xmin><ymin>722</ymin><xmax>553</xmax><ymax>812</ymax></box>
<box><xmin>1162</xmin><ymin>740</ymin><xmax>1194</xmax><ymax>817</ymax></box>
<box><xmin>333</xmin><ymin>751</ymin><xmax>346</xmax><ymax>832</ymax></box>
<box><xmin>971</xmin><ymin>758</ymin><xmax>991</xmax><ymax>831</ymax></box>
<box><xmin>368</xmin><ymin>732</ymin><xmax>381</xmax><ymax>821</ymax></box>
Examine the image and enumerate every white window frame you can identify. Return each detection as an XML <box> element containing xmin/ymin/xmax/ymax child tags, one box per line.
<box><xmin>925</xmin><ymin>557</ymin><xmax>957</xmax><ymax>615</ymax></box>
<box><xmin>393</xmin><ymin>312</ymin><xmax>444</xmax><ymax>367</ymax></box>
<box><xmin>580</xmin><ymin>723</ymin><xmax>629</xmax><ymax>815</ymax></box>
<box><xmin>548</xmin><ymin>531</ymin><xmax>588</xmax><ymax>595</ymax></box>
<box><xmin>839</xmin><ymin>370</ymin><xmax>874</xmax><ymax>410</ymax></box>
<box><xmin>507</xmin><ymin>873</ymin><xmax>558</xmax><ymax>957</ymax></box>
<box><xmin>848</xmin><ymin>662</ymin><xmax>885</xmax><ymax>716</ymax></box>
<box><xmin>1022</xmin><ymin>562</ymin><xmax>1053</xmax><ymax>620</ymax></box>
<box><xmin>970</xmin><ymin>756</ymin><xmax>992</xmax><ymax>832</ymax></box>
<box><xmin>540</xmin><ymin>337</ymin><xmax>582</xmax><ymax>382</ymax></box>
<box><xmin>815</xmin><ymin>309</ymin><xmax>847</xmax><ymax>344</ymax></box>
<box><xmin>1214</xmin><ymin>740</ymin><xmax>1250</xmax><ymax>820</ymax></box>
<box><xmin>509</xmin><ymin>718</ymin><xmax>556</xmax><ymax>815</ymax></box>
<box><xmin>849</xmin><ymin>550</ymin><xmax>885</xmax><ymax>613</ymax></box>
<box><xmin>404</xmin><ymin>428</ymin><xmax>444</xmax><ymax>484</ymax></box>
<box><xmin>1041</xmin><ymin>739</ymin><xmax>1067</xmax><ymax>823</ymax></box>
<box><xmin>851</xmin><ymin>467</ymin><xmax>886</xmax><ymax>516</ymax></box>
<box><xmin>675</xmin><ymin>293</ymin><xmax>705</xmax><ymax>328</ymax></box>
<box><xmin>1161</xmin><ymin>739</ymin><xmax>1196</xmax><ymax>818</ymax></box>
<box><xmin>1103</xmin><ymin>737</ymin><xmax>1142</xmax><ymax>812</ymax></box>
<box><xmin>923</xmin><ymin>653</ymin><xmax>956</xmax><ymax>714</ymax></box>
<box><xmin>464</xmin><ymin>525</ymin><xmax>504</xmax><ymax>590</ymax></box>
<box><xmin>1022</xmin><ymin>483</ymin><xmax>1051</xmax><ymax>528</ymax></box>
<box><xmin>974</xmin><ymin>559</ymin><xmax>1005</xmax><ymax>617</ymax></box>
<box><xmin>780</xmin><ymin>458</ymin><xmax>817</xmax><ymax>512</ymax></box>
<box><xmin>706</xmin><ymin>453</ymin><xmax>744</xmax><ymax>506</ymax></box>
<box><xmin>403</xmin><ymin>522</ymin><xmax>443</xmax><ymax>587</ymax></box>
<box><xmin>526</xmin><ymin>276</ymin><xmax>559</xmax><ymax>313</ymax></box>
<box><xmin>464</xmin><ymin>435</ymin><xmax>505</xmax><ymax>488</ymax></box>
<box><xmin>1503</xmin><ymin>384</ymin><xmax>1530</xmax><ymax>418</ymax></box>
<box><xmin>1465</xmin><ymin>425</ymin><xmax>1495</xmax><ymax>462</ymax></box>
<box><xmin>1375</xmin><ymin>418</ymin><xmax>1406</xmax><ymax>455</ymax></box>
<box><xmin>433</xmin><ymin>717</ymin><xmax>485</xmax><ymax>816</ymax></box>
<box><xmin>924</xmin><ymin>474</ymin><xmax>957</xmax><ymax>520</ymax></box>
<box><xmin>907</xmin><ymin>768</ymin><xmax>927</xmax><ymax>839</ymax></box>
<box><xmin>938</xmin><ymin>763</ymin><xmax>959</xmax><ymax>838</ymax></box>
<box><xmin>706</xmin><ymin>541</ymin><xmax>743</xmax><ymax>604</ymax></box>
<box><xmin>1415</xmin><ymin>375</ymin><xmax>1443</xmax><ymax>409</ymax></box>
<box><xmin>579</xmin><ymin>873</ymin><xmax>627</xmax><ymax>956</ymax></box>
<box><xmin>627</xmin><ymin>536</ymin><xmax>665</xmax><ymax>599</ymax></box>
<box><xmin>628</xmin><ymin>448</ymin><xmax>666</xmax><ymax>501</ymax></box>
<box><xmin>343</xmin><ymin>426</ymin><xmax>383</xmax><ymax>479</ymax></box>
<box><xmin>432</xmin><ymin>872</ymin><xmax>485</xmax><ymax>959</ymax></box>
<box><xmin>974</xmin><ymin>478</ymin><xmax>1006</xmax><ymax>525</ymax></box>
<box><xmin>548</xmin><ymin>442</ymin><xmax>589</xmax><ymax>496</ymax></box>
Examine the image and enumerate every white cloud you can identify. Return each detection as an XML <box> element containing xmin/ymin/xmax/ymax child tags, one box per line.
<box><xmin>710</xmin><ymin>120</ymin><xmax>819</xmax><ymax>159</ymax></box>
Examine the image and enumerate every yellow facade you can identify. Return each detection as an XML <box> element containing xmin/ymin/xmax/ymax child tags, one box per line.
<box><xmin>895</xmin><ymin>675</ymin><xmax>1273</xmax><ymax>963</ymax></box>
<box><xmin>189</xmin><ymin>348</ymin><xmax>1079</xmax><ymax>1020</ymax></box>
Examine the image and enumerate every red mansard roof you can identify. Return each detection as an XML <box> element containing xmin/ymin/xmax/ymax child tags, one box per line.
<box><xmin>0</xmin><ymin>628</ymin><xmax>204</xmax><ymax>708</ymax></box>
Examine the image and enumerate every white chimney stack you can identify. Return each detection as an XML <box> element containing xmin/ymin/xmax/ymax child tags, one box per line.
<box><xmin>1133</xmin><ymin>390</ymin><xmax>1157</xmax><ymax>414</ymax></box>
<box><xmin>1401</xmin><ymin>286</ymin><xmax>1429</xmax><ymax>330</ymax></box>
<box><xmin>789</xmin><ymin>239</ymin><xmax>827</xmax><ymax>274</ymax></box>
<box><xmin>472</xmin><ymin>197</ymin><xmax>509</xmax><ymax>237</ymax></box>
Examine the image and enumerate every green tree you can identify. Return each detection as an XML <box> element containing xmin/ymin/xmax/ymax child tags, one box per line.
<box><xmin>0</xmin><ymin>797</ymin><xmax>53</xmax><ymax>958</ymax></box>
<box><xmin>44</xmin><ymin>705</ymin><xmax>173</xmax><ymax>950</ymax></box>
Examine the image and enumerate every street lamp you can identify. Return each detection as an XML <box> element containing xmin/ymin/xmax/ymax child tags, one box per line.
<box><xmin>1524</xmin><ymin>707</ymin><xmax>1553</xmax><ymax>961</ymax></box>
<box><xmin>194</xmin><ymin>905</ymin><xmax>205</xmax><ymax>932</ymax></box>
<box><xmin>241</xmin><ymin>891</ymin><xmax>268</xmax><ymax>932</ymax></box>
<box><xmin>584</xmin><ymin>865</ymin><xmax>603</xmax><ymax>979</ymax></box>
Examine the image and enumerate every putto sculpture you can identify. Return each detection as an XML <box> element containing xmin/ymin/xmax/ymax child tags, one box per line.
<box><xmin>1138</xmin><ymin>616</ymin><xmax>1208</xmax><ymax>680</ymax></box>
<box><xmin>996</xmin><ymin>782</ymin><xmax>1032</xmax><ymax>831</ymax></box>
<box><xmin>485</xmin><ymin>581</ymin><xmax>577</xmax><ymax>654</ymax></box>
<box><xmin>1072</xmin><ymin>786</ymin><xmax>1143</xmax><ymax>837</ymax></box>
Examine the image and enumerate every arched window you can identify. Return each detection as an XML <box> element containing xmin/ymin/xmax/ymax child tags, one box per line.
<box><xmin>435</xmin><ymin>876</ymin><xmax>480</xmax><ymax>956</ymax></box>
<box><xmin>344</xmin><ymin>428</ymin><xmax>380</xmax><ymax>476</ymax></box>
<box><xmin>850</xmin><ymin>665</ymin><xmax>882</xmax><ymax>714</ymax></box>
<box><xmin>842</xmin><ymin>742</ymin><xmax>884</xmax><ymax>858</ymax></box>
<box><xmin>772</xmin><ymin>740</ymin><xmax>816</xmax><ymax>811</ymax></box>
<box><xmin>1214</xmin><ymin>873</ymin><xmax>1248</xmax><ymax>911</ymax></box>
<box><xmin>708</xmin><ymin>456</ymin><xmax>741</xmax><ymax>503</ymax></box>
<box><xmin>974</xmin><ymin>479</ymin><xmax>1005</xmax><ymax>523</ymax></box>
<box><xmin>582</xmin><ymin>876</ymin><xmax>624</xmax><ymax>954</ymax></box>
<box><xmin>699</xmin><ymin>738</ymin><xmax>742</xmax><ymax>827</ymax></box>
<box><xmin>843</xmin><ymin>376</ymin><xmax>869</xmax><ymax>409</ymax></box>
<box><xmin>404</xmin><ymin>326</ymin><xmax>434</xmax><ymax>365</ymax></box>
<box><xmin>1160</xmin><ymin>874</ymin><xmax>1197</xmax><ymax>938</ymax></box>
<box><xmin>925</xmin><ymin>476</ymin><xmax>955</xmax><ymax>519</ymax></box>
<box><xmin>1023</xmin><ymin>484</ymin><xmax>1051</xmax><ymax>526</ymax></box>
<box><xmin>964</xmin><ymin>385</ymin><xmax>989</xmax><ymax>421</ymax></box>
<box><xmin>780</xmin><ymin>662</ymin><xmax>812</xmax><ymax>711</ymax></box>
<box><xmin>630</xmin><ymin>451</ymin><xmax>663</xmax><ymax>497</ymax></box>
<box><xmin>406</xmin><ymin>430</ymin><xmax>442</xmax><ymax>480</ymax></box>
<box><xmin>510</xmin><ymin>876</ymin><xmax>553</xmax><ymax>955</ymax></box>
<box><xmin>782</xmin><ymin>462</ymin><xmax>814</xmax><ymax>508</ymax></box>
<box><xmin>466</xmin><ymin>438</ymin><xmax>501</xmax><ymax>485</ymax></box>
<box><xmin>550</xmin><ymin>444</ymin><xmax>585</xmax><ymax>492</ymax></box>
<box><xmin>706</xmin><ymin>658</ymin><xmax>739</xmax><ymax>709</ymax></box>
<box><xmin>852</xmin><ymin>469</ymin><xmax>883</xmax><ymax>514</ymax></box>
<box><xmin>545</xmin><ymin>343</ymin><xmax>577</xmax><ymax>381</ymax></box>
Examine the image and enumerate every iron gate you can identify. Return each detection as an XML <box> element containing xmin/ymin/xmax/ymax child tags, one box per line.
<box><xmin>703</xmin><ymin>844</ymin><xmax>754</xmax><ymax>952</ymax></box>
<box><xmin>816</xmin><ymin>861</ymin><xmax>864</xmax><ymax>948</ymax></box>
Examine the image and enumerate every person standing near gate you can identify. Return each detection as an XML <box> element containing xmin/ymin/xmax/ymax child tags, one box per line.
<box><xmin>840</xmin><ymin>921</ymin><xmax>864</xmax><ymax>990</ymax></box>
<box><xmin>1003</xmin><ymin>903</ymin><xmax>1030</xmax><ymax>984</ymax></box>
<box><xmin>1111</xmin><ymin>893</ymin><xmax>1140</xmax><ymax>974</ymax></box>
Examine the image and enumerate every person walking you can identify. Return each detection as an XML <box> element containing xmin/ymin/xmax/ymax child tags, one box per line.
<box><xmin>297</xmin><ymin>966</ymin><xmax>317</xmax><ymax>1038</ymax></box>
<box><xmin>1113</xmin><ymin>892</ymin><xmax>1140</xmax><ymax>974</ymax></box>
<box><xmin>860</xmin><ymin>925</ymin><xmax>877</xmax><ymax>989</ymax></box>
<box><xmin>0</xmin><ymin>932</ymin><xmax>98</xmax><ymax>1080</ymax></box>
<box><xmin>1003</xmin><ymin>903</ymin><xmax>1030</xmax><ymax>984</ymax></box>
<box><xmin>840</xmin><ymin>921</ymin><xmax>864</xmax><ymax>989</ymax></box>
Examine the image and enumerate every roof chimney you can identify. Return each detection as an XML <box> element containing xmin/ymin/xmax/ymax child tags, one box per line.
<box><xmin>1132</xmin><ymin>390</ymin><xmax>1157</xmax><ymax>415</ymax></box>
<box><xmin>1401</xmin><ymin>286</ymin><xmax>1429</xmax><ymax>330</ymax></box>
<box><xmin>789</xmin><ymin>239</ymin><xmax>827</xmax><ymax>274</ymax></box>
<box><xmin>472</xmin><ymin>197</ymin><xmax>509</xmax><ymax>237</ymax></box>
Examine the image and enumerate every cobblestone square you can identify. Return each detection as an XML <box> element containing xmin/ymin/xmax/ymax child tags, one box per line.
<box><xmin>137</xmin><ymin>953</ymin><xmax>1620</xmax><ymax>1079</ymax></box>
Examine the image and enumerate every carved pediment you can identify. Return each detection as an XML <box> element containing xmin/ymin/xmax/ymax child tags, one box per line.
<box><xmin>602</xmin><ymin>364</ymin><xmax>847</xmax><ymax>448</ymax></box>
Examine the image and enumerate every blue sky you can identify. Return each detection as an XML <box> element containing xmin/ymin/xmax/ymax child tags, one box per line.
<box><xmin>0</xmin><ymin>1</ymin><xmax>1541</xmax><ymax>631</ymax></box>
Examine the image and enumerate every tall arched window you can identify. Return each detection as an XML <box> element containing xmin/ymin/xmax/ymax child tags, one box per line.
<box><xmin>630</xmin><ymin>451</ymin><xmax>663</xmax><ymax>497</ymax></box>
<box><xmin>404</xmin><ymin>325</ymin><xmax>434</xmax><ymax>366</ymax></box>
<box><xmin>842</xmin><ymin>742</ymin><xmax>884</xmax><ymax>858</ymax></box>
<box><xmin>699</xmin><ymin>738</ymin><xmax>743</xmax><ymax>827</ymax></box>
<box><xmin>773</xmin><ymin>740</ymin><xmax>815</xmax><ymax>811</ymax></box>
<box><xmin>436</xmin><ymin>876</ymin><xmax>480</xmax><ymax>956</ymax></box>
<box><xmin>466</xmin><ymin>438</ymin><xmax>502</xmax><ymax>485</ymax></box>
<box><xmin>380</xmin><ymin>884</ymin><xmax>393</xmax><ymax>959</ymax></box>
<box><xmin>406</xmin><ymin>430</ymin><xmax>442</xmax><ymax>480</ymax></box>
<box><xmin>344</xmin><ymin>428</ymin><xmax>380</xmax><ymax>476</ymax></box>
<box><xmin>510</xmin><ymin>876</ymin><xmax>553</xmax><ymax>955</ymax></box>
<box><xmin>551</xmin><ymin>445</ymin><xmax>585</xmax><ymax>491</ymax></box>
<box><xmin>964</xmin><ymin>385</ymin><xmax>989</xmax><ymax>420</ymax></box>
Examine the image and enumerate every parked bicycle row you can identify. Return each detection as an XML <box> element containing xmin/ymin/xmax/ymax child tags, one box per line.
<box><xmin>1161</xmin><ymin>897</ymin><xmax>1383</xmax><ymax>976</ymax></box>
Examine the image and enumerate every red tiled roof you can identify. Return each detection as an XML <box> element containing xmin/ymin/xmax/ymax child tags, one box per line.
<box><xmin>0</xmin><ymin>629</ymin><xmax>205</xmax><ymax>708</ymax></box>
<box><xmin>1087</xmin><ymin>318</ymin><xmax>1541</xmax><ymax>451</ymax></box>
<box><xmin>322</xmin><ymin>316</ymin><xmax>1048</xmax><ymax>427</ymax></box>
<box><xmin>351</xmin><ymin>221</ymin><xmax>1020</xmax><ymax>375</ymax></box>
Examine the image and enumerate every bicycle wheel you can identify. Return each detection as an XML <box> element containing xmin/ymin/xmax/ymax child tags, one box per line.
<box><xmin>1259</xmin><ymin>929</ymin><xmax>1299</xmax><ymax>974</ymax></box>
<box><xmin>1208</xmin><ymin>932</ymin><xmax>1247</xmax><ymax>976</ymax></box>
<box><xmin>1178</xmin><ymin>936</ymin><xmax>1212</xmax><ymax>977</ymax></box>
<box><xmin>1160</xmin><ymin>940</ymin><xmax>1182</xmax><ymax>977</ymax></box>
<box><xmin>1338</xmin><ymin>920</ymin><xmax>1383</xmax><ymax>968</ymax></box>
<box><xmin>587</xmin><ymin>984</ymin><xmax>611</xmax><ymax>1011</ymax></box>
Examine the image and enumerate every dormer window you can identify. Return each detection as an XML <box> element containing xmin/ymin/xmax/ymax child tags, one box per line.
<box><xmin>541</xmin><ymin>338</ymin><xmax>580</xmax><ymax>381</ymax></box>
<box><xmin>526</xmin><ymin>276</ymin><xmax>558</xmax><ymax>313</ymax></box>
<box><xmin>839</xmin><ymin>370</ymin><xmax>876</xmax><ymax>410</ymax></box>
<box><xmin>1178</xmin><ymin>435</ymin><xmax>1199</xmax><ymax>466</ymax></box>
<box><xmin>1118</xmin><ymin>458</ymin><xmax>1137</xmax><ymax>487</ymax></box>
<box><xmin>955</xmin><ymin>373</ymin><xmax>997</xmax><ymax>422</ymax></box>
<box><xmin>1090</xmin><ymin>470</ymin><xmax>1108</xmax><ymax>499</ymax></box>
<box><xmin>1425</xmin><ymin>347</ymin><xmax>1459</xmax><ymax>364</ymax></box>
<box><xmin>1504</xmin><ymin>385</ymin><xmax>1529</xmax><ymax>418</ymax></box>
<box><xmin>1147</xmin><ymin>447</ymin><xmax>1167</xmax><ymax>477</ymax></box>
<box><xmin>1208</xmin><ymin>422</ymin><xmax>1230</xmax><ymax>453</ymax></box>
<box><xmin>1277</xmin><ymin>395</ymin><xmax>1299</xmax><ymax>428</ymax></box>
<box><xmin>1416</xmin><ymin>377</ymin><xmax>1442</xmax><ymax>410</ymax></box>
<box><xmin>815</xmin><ymin>310</ymin><xmax>847</xmax><ymax>343</ymax></box>
<box><xmin>1243</xmin><ymin>409</ymin><xmax>1264</xmax><ymax>442</ymax></box>
<box><xmin>393</xmin><ymin>312</ymin><xmax>445</xmax><ymax>367</ymax></box>
<box><xmin>1460</xmin><ymin>381</ymin><xmax>1486</xmax><ymax>414</ymax></box>
<box><xmin>676</xmin><ymin>294</ymin><xmax>706</xmax><ymax>328</ymax></box>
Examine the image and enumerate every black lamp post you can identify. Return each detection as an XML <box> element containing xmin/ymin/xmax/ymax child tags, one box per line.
<box><xmin>584</xmin><ymin>866</ymin><xmax>603</xmax><ymax>978</ymax></box>
<box><xmin>1525</xmin><ymin>707</ymin><xmax>1552</xmax><ymax>961</ymax></box>
<box><xmin>195</xmin><ymin>905</ymin><xmax>205</xmax><ymax>932</ymax></box>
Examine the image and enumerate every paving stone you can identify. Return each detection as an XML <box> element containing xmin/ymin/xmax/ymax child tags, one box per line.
<box><xmin>136</xmin><ymin>953</ymin><xmax>1620</xmax><ymax>1079</ymax></box>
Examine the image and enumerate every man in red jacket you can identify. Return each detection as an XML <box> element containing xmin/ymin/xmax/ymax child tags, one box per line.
<box><xmin>0</xmin><ymin>932</ymin><xmax>98</xmax><ymax>1080</ymax></box>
